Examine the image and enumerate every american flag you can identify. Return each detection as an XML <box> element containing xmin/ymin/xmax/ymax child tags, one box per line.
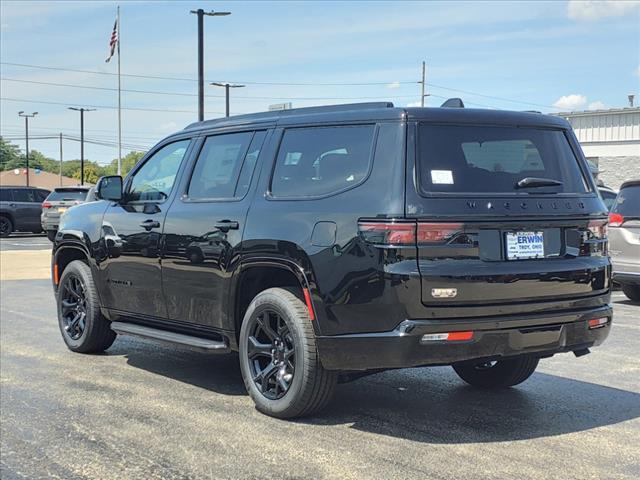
<box><xmin>105</xmin><ymin>17</ymin><xmax>118</xmax><ymax>63</ymax></box>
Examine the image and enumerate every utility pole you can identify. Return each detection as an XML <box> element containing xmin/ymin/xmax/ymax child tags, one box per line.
<box><xmin>59</xmin><ymin>133</ymin><xmax>63</xmax><ymax>186</ymax></box>
<box><xmin>419</xmin><ymin>61</ymin><xmax>430</xmax><ymax>107</ymax></box>
<box><xmin>211</xmin><ymin>82</ymin><xmax>245</xmax><ymax>117</ymax></box>
<box><xmin>68</xmin><ymin>107</ymin><xmax>96</xmax><ymax>185</ymax></box>
<box><xmin>18</xmin><ymin>111</ymin><xmax>37</xmax><ymax>186</ymax></box>
<box><xmin>190</xmin><ymin>8</ymin><xmax>231</xmax><ymax>122</ymax></box>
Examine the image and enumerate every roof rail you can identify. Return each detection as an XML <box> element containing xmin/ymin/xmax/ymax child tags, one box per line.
<box><xmin>184</xmin><ymin>102</ymin><xmax>395</xmax><ymax>131</ymax></box>
<box><xmin>440</xmin><ymin>98</ymin><xmax>465</xmax><ymax>108</ymax></box>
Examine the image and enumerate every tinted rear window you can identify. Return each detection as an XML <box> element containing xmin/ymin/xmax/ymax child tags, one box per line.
<box><xmin>611</xmin><ymin>185</ymin><xmax>640</xmax><ymax>216</ymax></box>
<box><xmin>418</xmin><ymin>125</ymin><xmax>588</xmax><ymax>194</ymax></box>
<box><xmin>47</xmin><ymin>189</ymin><xmax>89</xmax><ymax>201</ymax></box>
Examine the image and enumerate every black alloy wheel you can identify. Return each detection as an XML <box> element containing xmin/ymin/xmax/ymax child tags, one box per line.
<box><xmin>0</xmin><ymin>216</ymin><xmax>12</xmax><ymax>237</ymax></box>
<box><xmin>247</xmin><ymin>309</ymin><xmax>296</xmax><ymax>400</ymax></box>
<box><xmin>60</xmin><ymin>274</ymin><xmax>88</xmax><ymax>340</ymax></box>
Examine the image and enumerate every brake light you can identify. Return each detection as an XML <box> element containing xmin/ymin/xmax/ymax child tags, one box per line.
<box><xmin>42</xmin><ymin>201</ymin><xmax>52</xmax><ymax>209</ymax></box>
<box><xmin>588</xmin><ymin>317</ymin><xmax>608</xmax><ymax>329</ymax></box>
<box><xmin>358</xmin><ymin>221</ymin><xmax>463</xmax><ymax>246</ymax></box>
<box><xmin>608</xmin><ymin>212</ymin><xmax>624</xmax><ymax>227</ymax></box>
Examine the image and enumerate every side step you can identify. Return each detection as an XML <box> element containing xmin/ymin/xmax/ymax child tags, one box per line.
<box><xmin>110</xmin><ymin>322</ymin><xmax>230</xmax><ymax>353</ymax></box>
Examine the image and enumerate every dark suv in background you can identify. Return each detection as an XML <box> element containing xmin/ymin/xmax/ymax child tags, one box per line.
<box><xmin>51</xmin><ymin>102</ymin><xmax>612</xmax><ymax>418</ymax></box>
<box><xmin>0</xmin><ymin>185</ymin><xmax>50</xmax><ymax>237</ymax></box>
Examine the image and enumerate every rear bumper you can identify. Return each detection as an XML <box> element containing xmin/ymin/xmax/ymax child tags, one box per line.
<box><xmin>316</xmin><ymin>305</ymin><xmax>612</xmax><ymax>371</ymax></box>
<box><xmin>612</xmin><ymin>272</ymin><xmax>640</xmax><ymax>286</ymax></box>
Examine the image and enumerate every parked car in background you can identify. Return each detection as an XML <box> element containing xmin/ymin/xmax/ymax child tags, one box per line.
<box><xmin>41</xmin><ymin>186</ymin><xmax>96</xmax><ymax>241</ymax></box>
<box><xmin>0</xmin><ymin>185</ymin><xmax>50</xmax><ymax>237</ymax></box>
<box><xmin>609</xmin><ymin>180</ymin><xmax>640</xmax><ymax>302</ymax></box>
<box><xmin>598</xmin><ymin>186</ymin><xmax>618</xmax><ymax>211</ymax></box>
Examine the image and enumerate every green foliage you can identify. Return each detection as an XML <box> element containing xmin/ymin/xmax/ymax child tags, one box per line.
<box><xmin>0</xmin><ymin>137</ymin><xmax>146</xmax><ymax>182</ymax></box>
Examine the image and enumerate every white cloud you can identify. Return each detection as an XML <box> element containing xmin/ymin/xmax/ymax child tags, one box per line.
<box><xmin>588</xmin><ymin>100</ymin><xmax>606</xmax><ymax>110</ymax></box>
<box><xmin>406</xmin><ymin>101</ymin><xmax>422</xmax><ymax>107</ymax></box>
<box><xmin>387</xmin><ymin>81</ymin><xmax>401</xmax><ymax>89</ymax></box>
<box><xmin>158</xmin><ymin>121</ymin><xmax>178</xmax><ymax>132</ymax></box>
<box><xmin>635</xmin><ymin>65</ymin><xmax>640</xmax><ymax>77</ymax></box>
<box><xmin>567</xmin><ymin>0</ymin><xmax>640</xmax><ymax>21</ymax></box>
<box><xmin>553</xmin><ymin>94</ymin><xmax>587</xmax><ymax>111</ymax></box>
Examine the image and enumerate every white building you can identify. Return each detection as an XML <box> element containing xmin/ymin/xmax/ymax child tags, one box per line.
<box><xmin>557</xmin><ymin>107</ymin><xmax>640</xmax><ymax>189</ymax></box>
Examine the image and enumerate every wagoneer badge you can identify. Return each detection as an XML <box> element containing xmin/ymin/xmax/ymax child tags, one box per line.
<box><xmin>431</xmin><ymin>288</ymin><xmax>458</xmax><ymax>298</ymax></box>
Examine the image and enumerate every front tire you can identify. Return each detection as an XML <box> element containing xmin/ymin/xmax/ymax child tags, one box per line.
<box><xmin>239</xmin><ymin>288</ymin><xmax>337</xmax><ymax>419</ymax></box>
<box><xmin>621</xmin><ymin>284</ymin><xmax>640</xmax><ymax>302</ymax></box>
<box><xmin>57</xmin><ymin>260</ymin><xmax>116</xmax><ymax>353</ymax></box>
<box><xmin>453</xmin><ymin>355</ymin><xmax>539</xmax><ymax>388</ymax></box>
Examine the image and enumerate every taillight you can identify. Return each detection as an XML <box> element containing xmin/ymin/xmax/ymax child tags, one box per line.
<box><xmin>358</xmin><ymin>221</ymin><xmax>463</xmax><ymax>246</ymax></box>
<box><xmin>608</xmin><ymin>212</ymin><xmax>624</xmax><ymax>227</ymax></box>
<box><xmin>42</xmin><ymin>201</ymin><xmax>52</xmax><ymax>209</ymax></box>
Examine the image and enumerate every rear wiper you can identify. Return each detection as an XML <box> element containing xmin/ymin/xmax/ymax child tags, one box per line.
<box><xmin>515</xmin><ymin>177</ymin><xmax>563</xmax><ymax>189</ymax></box>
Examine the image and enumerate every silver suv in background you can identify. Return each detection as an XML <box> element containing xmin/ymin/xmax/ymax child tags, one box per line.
<box><xmin>42</xmin><ymin>186</ymin><xmax>96</xmax><ymax>241</ymax></box>
<box><xmin>609</xmin><ymin>180</ymin><xmax>640</xmax><ymax>302</ymax></box>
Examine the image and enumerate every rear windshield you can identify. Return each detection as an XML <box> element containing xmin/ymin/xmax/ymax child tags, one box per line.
<box><xmin>611</xmin><ymin>185</ymin><xmax>640</xmax><ymax>216</ymax></box>
<box><xmin>47</xmin><ymin>189</ymin><xmax>89</xmax><ymax>201</ymax></box>
<box><xmin>418</xmin><ymin>125</ymin><xmax>589</xmax><ymax>194</ymax></box>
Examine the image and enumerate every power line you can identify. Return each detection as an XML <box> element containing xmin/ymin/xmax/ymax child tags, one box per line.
<box><xmin>1</xmin><ymin>122</ymin><xmax>162</xmax><ymax>138</ymax></box>
<box><xmin>1</xmin><ymin>61</ymin><xmax>416</xmax><ymax>86</ymax></box>
<box><xmin>0</xmin><ymin>61</ymin><xmax>558</xmax><ymax>109</ymax></box>
<box><xmin>0</xmin><ymin>97</ymin><xmax>227</xmax><ymax>114</ymax></box>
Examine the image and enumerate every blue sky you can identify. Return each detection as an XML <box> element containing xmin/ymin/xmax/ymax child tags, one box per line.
<box><xmin>1</xmin><ymin>0</ymin><xmax>639</xmax><ymax>165</ymax></box>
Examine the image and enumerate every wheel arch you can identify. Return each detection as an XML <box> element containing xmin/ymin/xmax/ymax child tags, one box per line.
<box><xmin>232</xmin><ymin>258</ymin><xmax>320</xmax><ymax>345</ymax></box>
<box><xmin>53</xmin><ymin>243</ymin><xmax>92</xmax><ymax>290</ymax></box>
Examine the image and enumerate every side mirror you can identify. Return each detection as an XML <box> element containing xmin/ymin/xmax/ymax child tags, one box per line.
<box><xmin>96</xmin><ymin>175</ymin><xmax>123</xmax><ymax>201</ymax></box>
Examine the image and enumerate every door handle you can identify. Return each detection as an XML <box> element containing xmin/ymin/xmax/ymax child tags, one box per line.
<box><xmin>140</xmin><ymin>219</ymin><xmax>161</xmax><ymax>230</ymax></box>
<box><xmin>214</xmin><ymin>220</ymin><xmax>239</xmax><ymax>232</ymax></box>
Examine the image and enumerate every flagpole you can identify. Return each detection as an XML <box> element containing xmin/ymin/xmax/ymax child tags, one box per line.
<box><xmin>117</xmin><ymin>5</ymin><xmax>122</xmax><ymax>176</ymax></box>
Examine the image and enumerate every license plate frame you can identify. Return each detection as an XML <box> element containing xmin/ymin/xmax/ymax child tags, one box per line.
<box><xmin>505</xmin><ymin>231</ymin><xmax>545</xmax><ymax>260</ymax></box>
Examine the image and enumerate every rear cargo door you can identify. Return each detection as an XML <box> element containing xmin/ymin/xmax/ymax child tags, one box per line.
<box><xmin>407</xmin><ymin>122</ymin><xmax>610</xmax><ymax>319</ymax></box>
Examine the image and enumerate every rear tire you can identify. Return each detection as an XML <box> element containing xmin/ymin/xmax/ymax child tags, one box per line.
<box><xmin>46</xmin><ymin>230</ymin><xmax>57</xmax><ymax>242</ymax></box>
<box><xmin>453</xmin><ymin>355</ymin><xmax>539</xmax><ymax>388</ymax></box>
<box><xmin>239</xmin><ymin>287</ymin><xmax>337</xmax><ymax>419</ymax></box>
<box><xmin>57</xmin><ymin>260</ymin><xmax>116</xmax><ymax>353</ymax></box>
<box><xmin>621</xmin><ymin>284</ymin><xmax>640</xmax><ymax>302</ymax></box>
<box><xmin>0</xmin><ymin>216</ymin><xmax>13</xmax><ymax>237</ymax></box>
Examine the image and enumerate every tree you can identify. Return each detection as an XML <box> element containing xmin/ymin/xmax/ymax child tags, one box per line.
<box><xmin>103</xmin><ymin>151</ymin><xmax>145</xmax><ymax>176</ymax></box>
<box><xmin>0</xmin><ymin>137</ymin><xmax>22</xmax><ymax>170</ymax></box>
<box><xmin>71</xmin><ymin>164</ymin><xmax>101</xmax><ymax>184</ymax></box>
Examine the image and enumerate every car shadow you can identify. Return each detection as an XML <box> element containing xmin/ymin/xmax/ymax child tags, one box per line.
<box><xmin>109</xmin><ymin>337</ymin><xmax>640</xmax><ymax>444</ymax></box>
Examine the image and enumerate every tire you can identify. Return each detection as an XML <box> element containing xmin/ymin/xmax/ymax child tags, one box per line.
<box><xmin>46</xmin><ymin>230</ymin><xmax>57</xmax><ymax>242</ymax></box>
<box><xmin>56</xmin><ymin>260</ymin><xmax>116</xmax><ymax>353</ymax></box>
<box><xmin>453</xmin><ymin>355</ymin><xmax>539</xmax><ymax>389</ymax></box>
<box><xmin>0</xmin><ymin>216</ymin><xmax>13</xmax><ymax>237</ymax></box>
<box><xmin>239</xmin><ymin>287</ymin><xmax>337</xmax><ymax>419</ymax></box>
<box><xmin>622</xmin><ymin>284</ymin><xmax>640</xmax><ymax>302</ymax></box>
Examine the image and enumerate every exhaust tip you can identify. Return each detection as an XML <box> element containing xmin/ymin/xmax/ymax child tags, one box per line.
<box><xmin>573</xmin><ymin>348</ymin><xmax>591</xmax><ymax>357</ymax></box>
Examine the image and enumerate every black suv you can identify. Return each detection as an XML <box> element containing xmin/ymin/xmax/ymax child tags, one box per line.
<box><xmin>1</xmin><ymin>185</ymin><xmax>50</xmax><ymax>237</ymax></box>
<box><xmin>51</xmin><ymin>102</ymin><xmax>612</xmax><ymax>418</ymax></box>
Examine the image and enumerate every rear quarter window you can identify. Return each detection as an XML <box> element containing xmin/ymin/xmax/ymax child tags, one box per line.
<box><xmin>418</xmin><ymin>124</ymin><xmax>589</xmax><ymax>195</ymax></box>
<box><xmin>270</xmin><ymin>125</ymin><xmax>375</xmax><ymax>198</ymax></box>
<box><xmin>611</xmin><ymin>185</ymin><xmax>640</xmax><ymax>216</ymax></box>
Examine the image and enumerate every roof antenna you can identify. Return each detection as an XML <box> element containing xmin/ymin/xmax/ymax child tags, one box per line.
<box><xmin>440</xmin><ymin>98</ymin><xmax>465</xmax><ymax>108</ymax></box>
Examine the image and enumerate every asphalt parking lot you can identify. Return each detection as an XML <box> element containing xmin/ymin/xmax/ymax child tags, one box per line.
<box><xmin>1</xmin><ymin>236</ymin><xmax>639</xmax><ymax>479</ymax></box>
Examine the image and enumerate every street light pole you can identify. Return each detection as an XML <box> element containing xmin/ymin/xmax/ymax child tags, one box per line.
<box><xmin>210</xmin><ymin>82</ymin><xmax>245</xmax><ymax>117</ymax></box>
<box><xmin>190</xmin><ymin>9</ymin><xmax>231</xmax><ymax>122</ymax></box>
<box><xmin>18</xmin><ymin>111</ymin><xmax>37</xmax><ymax>187</ymax></box>
<box><xmin>68</xmin><ymin>107</ymin><xmax>96</xmax><ymax>185</ymax></box>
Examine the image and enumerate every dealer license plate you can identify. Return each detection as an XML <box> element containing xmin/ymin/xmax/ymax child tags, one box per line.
<box><xmin>58</xmin><ymin>207</ymin><xmax>67</xmax><ymax>214</ymax></box>
<box><xmin>505</xmin><ymin>231</ymin><xmax>544</xmax><ymax>260</ymax></box>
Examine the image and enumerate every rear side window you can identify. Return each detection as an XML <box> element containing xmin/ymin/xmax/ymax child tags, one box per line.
<box><xmin>418</xmin><ymin>125</ymin><xmax>589</xmax><ymax>194</ymax></box>
<box><xmin>271</xmin><ymin>125</ymin><xmax>375</xmax><ymax>198</ymax></box>
<box><xmin>12</xmin><ymin>189</ymin><xmax>37</xmax><ymax>202</ymax></box>
<box><xmin>611</xmin><ymin>185</ymin><xmax>640</xmax><ymax>216</ymax></box>
<box><xmin>0</xmin><ymin>189</ymin><xmax>12</xmax><ymax>202</ymax></box>
<box><xmin>187</xmin><ymin>131</ymin><xmax>265</xmax><ymax>200</ymax></box>
<box><xmin>47</xmin><ymin>189</ymin><xmax>89</xmax><ymax>201</ymax></box>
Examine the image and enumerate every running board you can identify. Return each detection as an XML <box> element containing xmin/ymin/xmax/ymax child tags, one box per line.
<box><xmin>110</xmin><ymin>322</ymin><xmax>230</xmax><ymax>353</ymax></box>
